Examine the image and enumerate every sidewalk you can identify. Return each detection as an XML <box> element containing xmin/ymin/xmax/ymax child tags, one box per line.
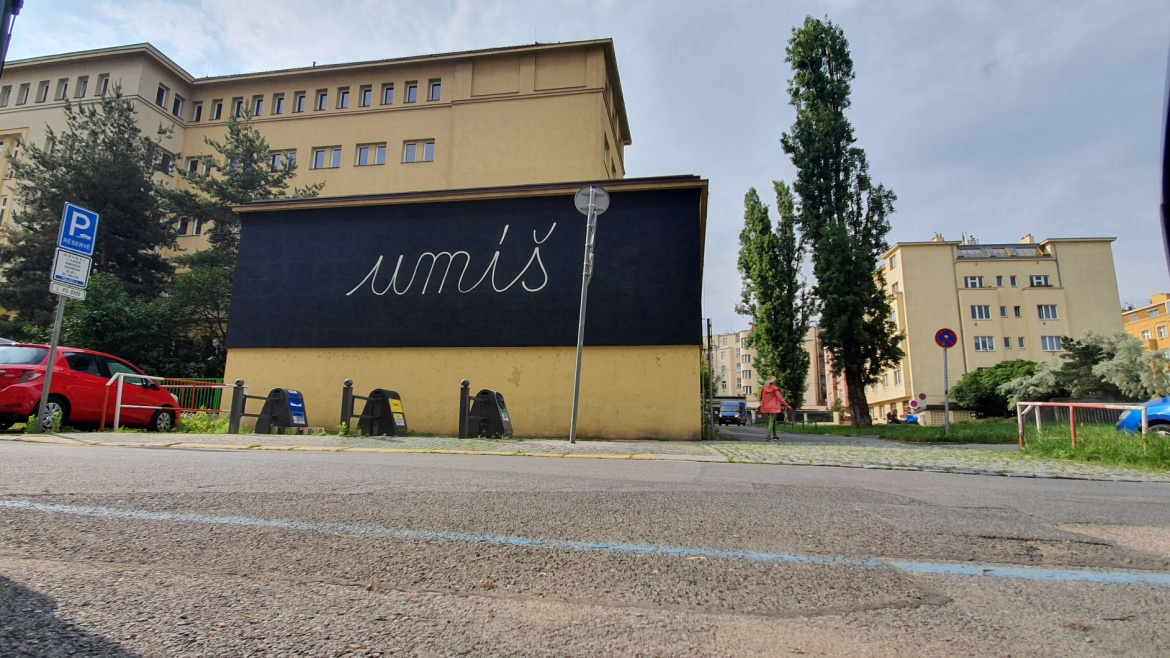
<box><xmin>5</xmin><ymin>430</ymin><xmax>1169</xmax><ymax>483</ymax></box>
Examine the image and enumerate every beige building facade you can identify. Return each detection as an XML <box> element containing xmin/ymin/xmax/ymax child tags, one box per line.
<box><xmin>869</xmin><ymin>233</ymin><xmax>1123</xmax><ymax>422</ymax></box>
<box><xmin>0</xmin><ymin>39</ymin><xmax>630</xmax><ymax>249</ymax></box>
<box><xmin>702</xmin><ymin>326</ymin><xmax>827</xmax><ymax>410</ymax></box>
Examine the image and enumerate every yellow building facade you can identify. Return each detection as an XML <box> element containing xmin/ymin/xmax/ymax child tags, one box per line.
<box><xmin>1123</xmin><ymin>294</ymin><xmax>1170</xmax><ymax>355</ymax></box>
<box><xmin>869</xmin><ymin>234</ymin><xmax>1123</xmax><ymax>421</ymax></box>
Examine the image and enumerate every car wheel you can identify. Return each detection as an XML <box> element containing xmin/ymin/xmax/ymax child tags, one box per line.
<box><xmin>0</xmin><ymin>420</ymin><xmax>13</xmax><ymax>431</ymax></box>
<box><xmin>150</xmin><ymin>409</ymin><xmax>176</xmax><ymax>433</ymax></box>
<box><xmin>1151</xmin><ymin>423</ymin><xmax>1170</xmax><ymax>436</ymax></box>
<box><xmin>36</xmin><ymin>396</ymin><xmax>70</xmax><ymax>432</ymax></box>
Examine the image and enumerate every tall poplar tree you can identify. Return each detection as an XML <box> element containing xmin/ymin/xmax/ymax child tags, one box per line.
<box><xmin>736</xmin><ymin>184</ymin><xmax>812</xmax><ymax>409</ymax></box>
<box><xmin>780</xmin><ymin>16</ymin><xmax>901</xmax><ymax>427</ymax></box>
<box><xmin>0</xmin><ymin>88</ymin><xmax>176</xmax><ymax>333</ymax></box>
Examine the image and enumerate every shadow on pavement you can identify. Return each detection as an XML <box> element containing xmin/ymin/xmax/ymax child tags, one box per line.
<box><xmin>0</xmin><ymin>575</ymin><xmax>138</xmax><ymax>657</ymax></box>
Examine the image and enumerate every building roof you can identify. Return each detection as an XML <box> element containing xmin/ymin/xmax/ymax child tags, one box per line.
<box><xmin>4</xmin><ymin>39</ymin><xmax>633</xmax><ymax>144</ymax></box>
<box><xmin>882</xmin><ymin>236</ymin><xmax>1116</xmax><ymax>260</ymax></box>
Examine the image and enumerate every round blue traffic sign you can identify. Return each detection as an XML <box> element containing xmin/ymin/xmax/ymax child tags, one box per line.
<box><xmin>935</xmin><ymin>328</ymin><xmax>957</xmax><ymax>349</ymax></box>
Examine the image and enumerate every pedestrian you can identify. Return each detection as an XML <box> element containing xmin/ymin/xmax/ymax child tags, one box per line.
<box><xmin>759</xmin><ymin>376</ymin><xmax>791</xmax><ymax>441</ymax></box>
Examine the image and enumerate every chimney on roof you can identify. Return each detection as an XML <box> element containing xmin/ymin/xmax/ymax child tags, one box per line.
<box><xmin>931</xmin><ymin>232</ymin><xmax>945</xmax><ymax>242</ymax></box>
<box><xmin>1020</xmin><ymin>233</ymin><xmax>1035</xmax><ymax>244</ymax></box>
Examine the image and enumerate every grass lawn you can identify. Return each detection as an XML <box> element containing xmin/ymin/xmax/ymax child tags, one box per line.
<box><xmin>1022</xmin><ymin>423</ymin><xmax>1170</xmax><ymax>471</ymax></box>
<box><xmin>756</xmin><ymin>418</ymin><xmax>1020</xmax><ymax>444</ymax></box>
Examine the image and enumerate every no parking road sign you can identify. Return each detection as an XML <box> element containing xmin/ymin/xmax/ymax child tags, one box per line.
<box><xmin>935</xmin><ymin>328</ymin><xmax>957</xmax><ymax>349</ymax></box>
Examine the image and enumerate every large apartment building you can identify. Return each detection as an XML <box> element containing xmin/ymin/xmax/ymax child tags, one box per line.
<box><xmin>868</xmin><ymin>233</ymin><xmax>1122</xmax><ymax>421</ymax></box>
<box><xmin>1123</xmin><ymin>294</ymin><xmax>1170</xmax><ymax>356</ymax></box>
<box><xmin>703</xmin><ymin>327</ymin><xmax>827</xmax><ymax>409</ymax></box>
<box><xmin>0</xmin><ymin>39</ymin><xmax>630</xmax><ymax>247</ymax></box>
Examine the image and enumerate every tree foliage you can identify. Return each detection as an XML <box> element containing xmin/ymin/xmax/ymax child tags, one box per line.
<box><xmin>779</xmin><ymin>16</ymin><xmax>901</xmax><ymax>427</ymax></box>
<box><xmin>0</xmin><ymin>88</ymin><xmax>176</xmax><ymax>334</ymax></box>
<box><xmin>1000</xmin><ymin>332</ymin><xmax>1168</xmax><ymax>406</ymax></box>
<box><xmin>951</xmin><ymin>360</ymin><xmax>1037</xmax><ymax>417</ymax></box>
<box><xmin>736</xmin><ymin>184</ymin><xmax>812</xmax><ymax>409</ymax></box>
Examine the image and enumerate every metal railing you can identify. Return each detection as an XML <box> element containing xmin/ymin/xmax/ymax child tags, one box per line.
<box><xmin>162</xmin><ymin>377</ymin><xmax>224</xmax><ymax>413</ymax></box>
<box><xmin>99</xmin><ymin>372</ymin><xmax>235</xmax><ymax>431</ymax></box>
<box><xmin>1017</xmin><ymin>400</ymin><xmax>1149</xmax><ymax>452</ymax></box>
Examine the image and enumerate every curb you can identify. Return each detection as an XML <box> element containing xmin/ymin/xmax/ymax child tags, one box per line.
<box><xmin>3</xmin><ymin>435</ymin><xmax>1167</xmax><ymax>482</ymax></box>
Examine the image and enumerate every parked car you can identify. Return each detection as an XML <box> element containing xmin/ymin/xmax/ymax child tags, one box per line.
<box><xmin>1117</xmin><ymin>397</ymin><xmax>1170</xmax><ymax>435</ymax></box>
<box><xmin>718</xmin><ymin>400</ymin><xmax>748</xmax><ymax>426</ymax></box>
<box><xmin>0</xmin><ymin>337</ymin><xmax>14</xmax><ymax>344</ymax></box>
<box><xmin>0</xmin><ymin>344</ymin><xmax>178</xmax><ymax>432</ymax></box>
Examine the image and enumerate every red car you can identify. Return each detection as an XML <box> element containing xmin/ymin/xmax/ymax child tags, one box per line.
<box><xmin>0</xmin><ymin>344</ymin><xmax>179</xmax><ymax>432</ymax></box>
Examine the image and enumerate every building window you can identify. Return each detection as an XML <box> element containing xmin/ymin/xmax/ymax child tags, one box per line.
<box><xmin>56</xmin><ymin>78</ymin><xmax>68</xmax><ymax>100</ymax></box>
<box><xmin>1129</xmin><ymin>314</ymin><xmax>1138</xmax><ymax>323</ymax></box>
<box><xmin>1151</xmin><ymin>308</ymin><xmax>1162</xmax><ymax>318</ymax></box>
<box><xmin>157</xmin><ymin>151</ymin><xmax>174</xmax><ymax>174</ymax></box>
<box><xmin>999</xmin><ymin>306</ymin><xmax>1007</xmax><ymax>318</ymax></box>
<box><xmin>192</xmin><ymin>102</ymin><xmax>203</xmax><ymax>122</ymax></box>
<box><xmin>964</xmin><ymin>276</ymin><xmax>983</xmax><ymax>288</ymax></box>
<box><xmin>1014</xmin><ymin>306</ymin><xmax>1021</xmax><ymax>318</ymax></box>
<box><xmin>996</xmin><ymin>275</ymin><xmax>1003</xmax><ymax>287</ymax></box>
<box><xmin>97</xmin><ymin>74</ymin><xmax>110</xmax><ymax>96</ymax></box>
<box><xmin>36</xmin><ymin>81</ymin><xmax>49</xmax><ymax>103</ymax></box>
<box><xmin>1159</xmin><ymin>325</ymin><xmax>1168</xmax><ymax>339</ymax></box>
<box><xmin>382</xmin><ymin>84</ymin><xmax>394</xmax><ymax>105</ymax></box>
<box><xmin>186</xmin><ymin>158</ymin><xmax>200</xmax><ymax>174</ymax></box>
<box><xmin>1041</xmin><ymin>336</ymin><xmax>1063</xmax><ymax>352</ymax></box>
<box><xmin>428</xmin><ymin>80</ymin><xmax>441</xmax><ymax>101</ymax></box>
<box><xmin>212</xmin><ymin>100</ymin><xmax>223</xmax><ymax>120</ymax></box>
<box><xmin>312</xmin><ymin>148</ymin><xmax>327</xmax><ymax>169</ymax></box>
<box><xmin>1004</xmin><ymin>337</ymin><xmax>1012</xmax><ymax>349</ymax></box>
<box><xmin>331</xmin><ymin>147</ymin><xmax>342</xmax><ymax>168</ymax></box>
<box><xmin>743</xmin><ymin>369</ymin><xmax>752</xmax><ymax>380</ymax></box>
<box><xmin>294</xmin><ymin>92</ymin><xmax>306</xmax><ymax>113</ymax></box>
<box><xmin>403</xmin><ymin>140</ymin><xmax>435</xmax><ymax>163</ymax></box>
<box><xmin>744</xmin><ymin>386</ymin><xmax>753</xmax><ymax>396</ymax></box>
<box><xmin>16</xmin><ymin>83</ymin><xmax>28</xmax><ymax>104</ymax></box>
<box><xmin>313</xmin><ymin>147</ymin><xmax>342</xmax><ymax>169</ymax></box>
<box><xmin>232</xmin><ymin>98</ymin><xmax>244</xmax><ymax>118</ymax></box>
<box><xmin>1141</xmin><ymin>330</ymin><xmax>1152</xmax><ymax>340</ymax></box>
<box><xmin>1030</xmin><ymin>274</ymin><xmax>1051</xmax><ymax>287</ymax></box>
<box><xmin>338</xmin><ymin>88</ymin><xmax>350</xmax><ymax>109</ymax></box>
<box><xmin>0</xmin><ymin>86</ymin><xmax>9</xmax><ymax>106</ymax></box>
<box><xmin>172</xmin><ymin>95</ymin><xmax>184</xmax><ymax>118</ymax></box>
<box><xmin>970</xmin><ymin>305</ymin><xmax>991</xmax><ymax>321</ymax></box>
<box><xmin>891</xmin><ymin>282</ymin><xmax>899</xmax><ymax>293</ymax></box>
<box><xmin>894</xmin><ymin>370</ymin><xmax>902</xmax><ymax>385</ymax></box>
<box><xmin>273</xmin><ymin>94</ymin><xmax>284</xmax><ymax>115</ymax></box>
<box><xmin>359</xmin><ymin>86</ymin><xmax>372</xmax><ymax>107</ymax></box>
<box><xmin>889</xmin><ymin>254</ymin><xmax>898</xmax><ymax>269</ymax></box>
<box><xmin>270</xmin><ymin>150</ymin><xmax>296</xmax><ymax>171</ymax></box>
<box><xmin>1018</xmin><ymin>337</ymin><xmax>1025</xmax><ymax>349</ymax></box>
<box><xmin>75</xmin><ymin>76</ymin><xmax>88</xmax><ymax>97</ymax></box>
<box><xmin>1010</xmin><ymin>275</ymin><xmax>1017</xmax><ymax>287</ymax></box>
<box><xmin>405</xmin><ymin>81</ymin><xmax>417</xmax><ymax>103</ymax></box>
<box><xmin>155</xmin><ymin>84</ymin><xmax>167</xmax><ymax>107</ymax></box>
<box><xmin>316</xmin><ymin>90</ymin><xmax>328</xmax><ymax>111</ymax></box>
<box><xmin>973</xmin><ymin>336</ymin><xmax>995</xmax><ymax>352</ymax></box>
<box><xmin>356</xmin><ymin>143</ymin><xmax>387</xmax><ymax>166</ymax></box>
<box><xmin>1037</xmin><ymin>305</ymin><xmax>1058</xmax><ymax>320</ymax></box>
<box><xmin>743</xmin><ymin>354</ymin><xmax>752</xmax><ymax>364</ymax></box>
<box><xmin>253</xmin><ymin>95</ymin><xmax>263</xmax><ymax>116</ymax></box>
<box><xmin>0</xmin><ymin>196</ymin><xmax>7</xmax><ymax>226</ymax></box>
<box><xmin>891</xmin><ymin>310</ymin><xmax>898</xmax><ymax>326</ymax></box>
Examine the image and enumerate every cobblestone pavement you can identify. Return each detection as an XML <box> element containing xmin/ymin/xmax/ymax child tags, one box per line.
<box><xmin>5</xmin><ymin>429</ymin><xmax>1167</xmax><ymax>483</ymax></box>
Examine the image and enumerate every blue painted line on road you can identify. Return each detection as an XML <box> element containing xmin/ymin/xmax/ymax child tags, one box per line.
<box><xmin>3</xmin><ymin>499</ymin><xmax>1169</xmax><ymax>587</ymax></box>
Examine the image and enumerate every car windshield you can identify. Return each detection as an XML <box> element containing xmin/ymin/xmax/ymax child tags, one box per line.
<box><xmin>0</xmin><ymin>346</ymin><xmax>48</xmax><ymax>365</ymax></box>
<box><xmin>720</xmin><ymin>404</ymin><xmax>740</xmax><ymax>410</ymax></box>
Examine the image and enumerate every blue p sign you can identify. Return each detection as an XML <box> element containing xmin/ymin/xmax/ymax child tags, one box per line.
<box><xmin>57</xmin><ymin>203</ymin><xmax>100</xmax><ymax>257</ymax></box>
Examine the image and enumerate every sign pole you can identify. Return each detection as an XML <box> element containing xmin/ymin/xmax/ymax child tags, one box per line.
<box><xmin>569</xmin><ymin>185</ymin><xmax>609</xmax><ymax>444</ymax></box>
<box><xmin>36</xmin><ymin>295</ymin><xmax>66</xmax><ymax>432</ymax></box>
<box><xmin>943</xmin><ymin>345</ymin><xmax>950</xmax><ymax>438</ymax></box>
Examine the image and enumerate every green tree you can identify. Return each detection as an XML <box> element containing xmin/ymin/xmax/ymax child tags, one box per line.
<box><xmin>735</xmin><ymin>184</ymin><xmax>812</xmax><ymax>409</ymax></box>
<box><xmin>57</xmin><ymin>273</ymin><xmax>199</xmax><ymax>377</ymax></box>
<box><xmin>779</xmin><ymin>16</ymin><xmax>901</xmax><ymax>427</ymax></box>
<box><xmin>165</xmin><ymin>265</ymin><xmax>234</xmax><ymax>377</ymax></box>
<box><xmin>1093</xmin><ymin>333</ymin><xmax>1170</xmax><ymax>399</ymax></box>
<box><xmin>0</xmin><ymin>88</ymin><xmax>176</xmax><ymax>334</ymax></box>
<box><xmin>1000</xmin><ymin>332</ymin><xmax>1162</xmax><ymax>407</ymax></box>
<box><xmin>162</xmin><ymin>111</ymin><xmax>324</xmax><ymax>266</ymax></box>
<box><xmin>952</xmin><ymin>359</ymin><xmax>1037</xmax><ymax>417</ymax></box>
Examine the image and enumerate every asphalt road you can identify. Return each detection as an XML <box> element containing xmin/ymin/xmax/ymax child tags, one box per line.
<box><xmin>2</xmin><ymin>442</ymin><xmax>1170</xmax><ymax>656</ymax></box>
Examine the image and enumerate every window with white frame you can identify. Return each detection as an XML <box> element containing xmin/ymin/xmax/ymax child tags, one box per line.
<box><xmin>192</xmin><ymin>102</ymin><xmax>203</xmax><ymax>122</ymax></box>
<box><xmin>889</xmin><ymin>254</ymin><xmax>898</xmax><ymax>269</ymax></box>
<box><xmin>269</xmin><ymin>149</ymin><xmax>296</xmax><ymax>171</ymax></box>
<box><xmin>996</xmin><ymin>275</ymin><xmax>1003</xmax><ymax>286</ymax></box>
<box><xmin>382</xmin><ymin>83</ymin><xmax>394</xmax><ymax>105</ymax></box>
<box><xmin>1151</xmin><ymin>308</ymin><xmax>1162</xmax><ymax>318</ymax></box>
<box><xmin>973</xmin><ymin>336</ymin><xmax>995</xmax><ymax>352</ymax></box>
<box><xmin>1142</xmin><ymin>330</ymin><xmax>1152</xmax><ymax>340</ymax></box>
<box><xmin>1004</xmin><ymin>337</ymin><xmax>1012</xmax><ymax>349</ymax></box>
<box><xmin>75</xmin><ymin>76</ymin><xmax>88</xmax><ymax>98</ymax></box>
<box><xmin>1010</xmin><ymin>275</ymin><xmax>1017</xmax><ymax>287</ymax></box>
<box><xmin>891</xmin><ymin>282</ymin><xmax>899</xmax><ymax>293</ymax></box>
<box><xmin>55</xmin><ymin>78</ymin><xmax>68</xmax><ymax>100</ymax></box>
<box><xmin>894</xmin><ymin>370</ymin><xmax>902</xmax><ymax>385</ymax></box>
<box><xmin>338</xmin><ymin>87</ymin><xmax>350</xmax><ymax>109</ymax></box>
<box><xmin>294</xmin><ymin>92</ymin><xmax>306</xmax><ymax>113</ymax></box>
<box><xmin>1014</xmin><ymin>306</ymin><xmax>1022</xmax><ymax>318</ymax></box>
<box><xmin>964</xmin><ymin>276</ymin><xmax>983</xmax><ymax>288</ymax></box>
<box><xmin>1037</xmin><ymin>305</ymin><xmax>1058</xmax><ymax>320</ymax></box>
<box><xmin>273</xmin><ymin>94</ymin><xmax>284</xmax><ymax>115</ymax></box>
<box><xmin>1018</xmin><ymin>337</ymin><xmax>1025</xmax><ymax>349</ymax></box>
<box><xmin>16</xmin><ymin>83</ymin><xmax>29</xmax><ymax>104</ymax></box>
<box><xmin>743</xmin><ymin>369</ymin><xmax>752</xmax><ymax>380</ymax></box>
<box><xmin>403</xmin><ymin>140</ymin><xmax>435</xmax><ymax>163</ymax></box>
<box><xmin>0</xmin><ymin>85</ymin><xmax>9</xmax><ymax>106</ymax></box>
<box><xmin>172</xmin><ymin>95</ymin><xmax>184</xmax><ymax>118</ymax></box>
<box><xmin>356</xmin><ymin>143</ymin><xmax>387</xmax><ymax>166</ymax></box>
<box><xmin>232</xmin><ymin>98</ymin><xmax>244</xmax><ymax>117</ymax></box>
<box><xmin>97</xmin><ymin>74</ymin><xmax>109</xmax><ymax>96</ymax></box>
<box><xmin>743</xmin><ymin>385</ymin><xmax>753</xmax><ymax>396</ymax></box>
<box><xmin>1030</xmin><ymin>274</ymin><xmax>1051</xmax><ymax>287</ymax></box>
<box><xmin>359</xmin><ymin>85</ymin><xmax>372</xmax><ymax>107</ymax></box>
<box><xmin>1159</xmin><ymin>325</ymin><xmax>1168</xmax><ymax>339</ymax></box>
<box><xmin>405</xmin><ymin>82</ymin><xmax>418</xmax><ymax>103</ymax></box>
<box><xmin>999</xmin><ymin>306</ymin><xmax>1007</xmax><ymax>317</ymax></box>
<box><xmin>155</xmin><ymin>84</ymin><xmax>168</xmax><ymax>106</ymax></box>
<box><xmin>428</xmin><ymin>79</ymin><xmax>441</xmax><ymax>101</ymax></box>
<box><xmin>212</xmin><ymin>100</ymin><xmax>223</xmax><ymax>120</ymax></box>
<box><xmin>0</xmin><ymin>196</ymin><xmax>8</xmax><ymax>227</ymax></box>
<box><xmin>252</xmin><ymin>95</ymin><xmax>263</xmax><ymax>116</ymax></box>
<box><xmin>1041</xmin><ymin>336</ymin><xmax>1063</xmax><ymax>351</ymax></box>
<box><xmin>970</xmin><ymin>305</ymin><xmax>991</xmax><ymax>320</ymax></box>
<box><xmin>315</xmin><ymin>90</ymin><xmax>328</xmax><ymax>111</ymax></box>
<box><xmin>36</xmin><ymin>81</ymin><xmax>49</xmax><ymax>103</ymax></box>
<box><xmin>1128</xmin><ymin>314</ymin><xmax>1138</xmax><ymax>323</ymax></box>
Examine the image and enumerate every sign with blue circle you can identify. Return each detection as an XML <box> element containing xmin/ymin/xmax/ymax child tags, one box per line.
<box><xmin>935</xmin><ymin>328</ymin><xmax>957</xmax><ymax>349</ymax></box>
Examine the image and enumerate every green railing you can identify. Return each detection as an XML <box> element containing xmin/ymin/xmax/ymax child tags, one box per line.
<box><xmin>161</xmin><ymin>378</ymin><xmax>225</xmax><ymax>412</ymax></box>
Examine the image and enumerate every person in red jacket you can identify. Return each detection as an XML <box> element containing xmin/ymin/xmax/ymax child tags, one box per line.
<box><xmin>759</xmin><ymin>376</ymin><xmax>792</xmax><ymax>441</ymax></box>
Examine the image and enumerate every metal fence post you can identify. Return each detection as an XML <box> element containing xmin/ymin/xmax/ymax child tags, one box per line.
<box><xmin>458</xmin><ymin>379</ymin><xmax>470</xmax><ymax>439</ymax></box>
<box><xmin>1142</xmin><ymin>407</ymin><xmax>1149</xmax><ymax>454</ymax></box>
<box><xmin>1017</xmin><ymin>404</ymin><xmax>1025</xmax><ymax>449</ymax></box>
<box><xmin>228</xmin><ymin>379</ymin><xmax>245</xmax><ymax>434</ymax></box>
<box><xmin>341</xmin><ymin>379</ymin><xmax>354</xmax><ymax>429</ymax></box>
<box><xmin>1069</xmin><ymin>406</ymin><xmax>1077</xmax><ymax>450</ymax></box>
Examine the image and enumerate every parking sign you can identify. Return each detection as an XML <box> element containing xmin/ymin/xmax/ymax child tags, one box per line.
<box><xmin>56</xmin><ymin>203</ymin><xmax>100</xmax><ymax>257</ymax></box>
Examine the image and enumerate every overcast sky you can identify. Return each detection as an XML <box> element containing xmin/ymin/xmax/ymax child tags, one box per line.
<box><xmin>10</xmin><ymin>0</ymin><xmax>1170</xmax><ymax>333</ymax></box>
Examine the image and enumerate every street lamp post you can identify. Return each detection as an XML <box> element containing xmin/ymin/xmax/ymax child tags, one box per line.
<box><xmin>569</xmin><ymin>185</ymin><xmax>609</xmax><ymax>443</ymax></box>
